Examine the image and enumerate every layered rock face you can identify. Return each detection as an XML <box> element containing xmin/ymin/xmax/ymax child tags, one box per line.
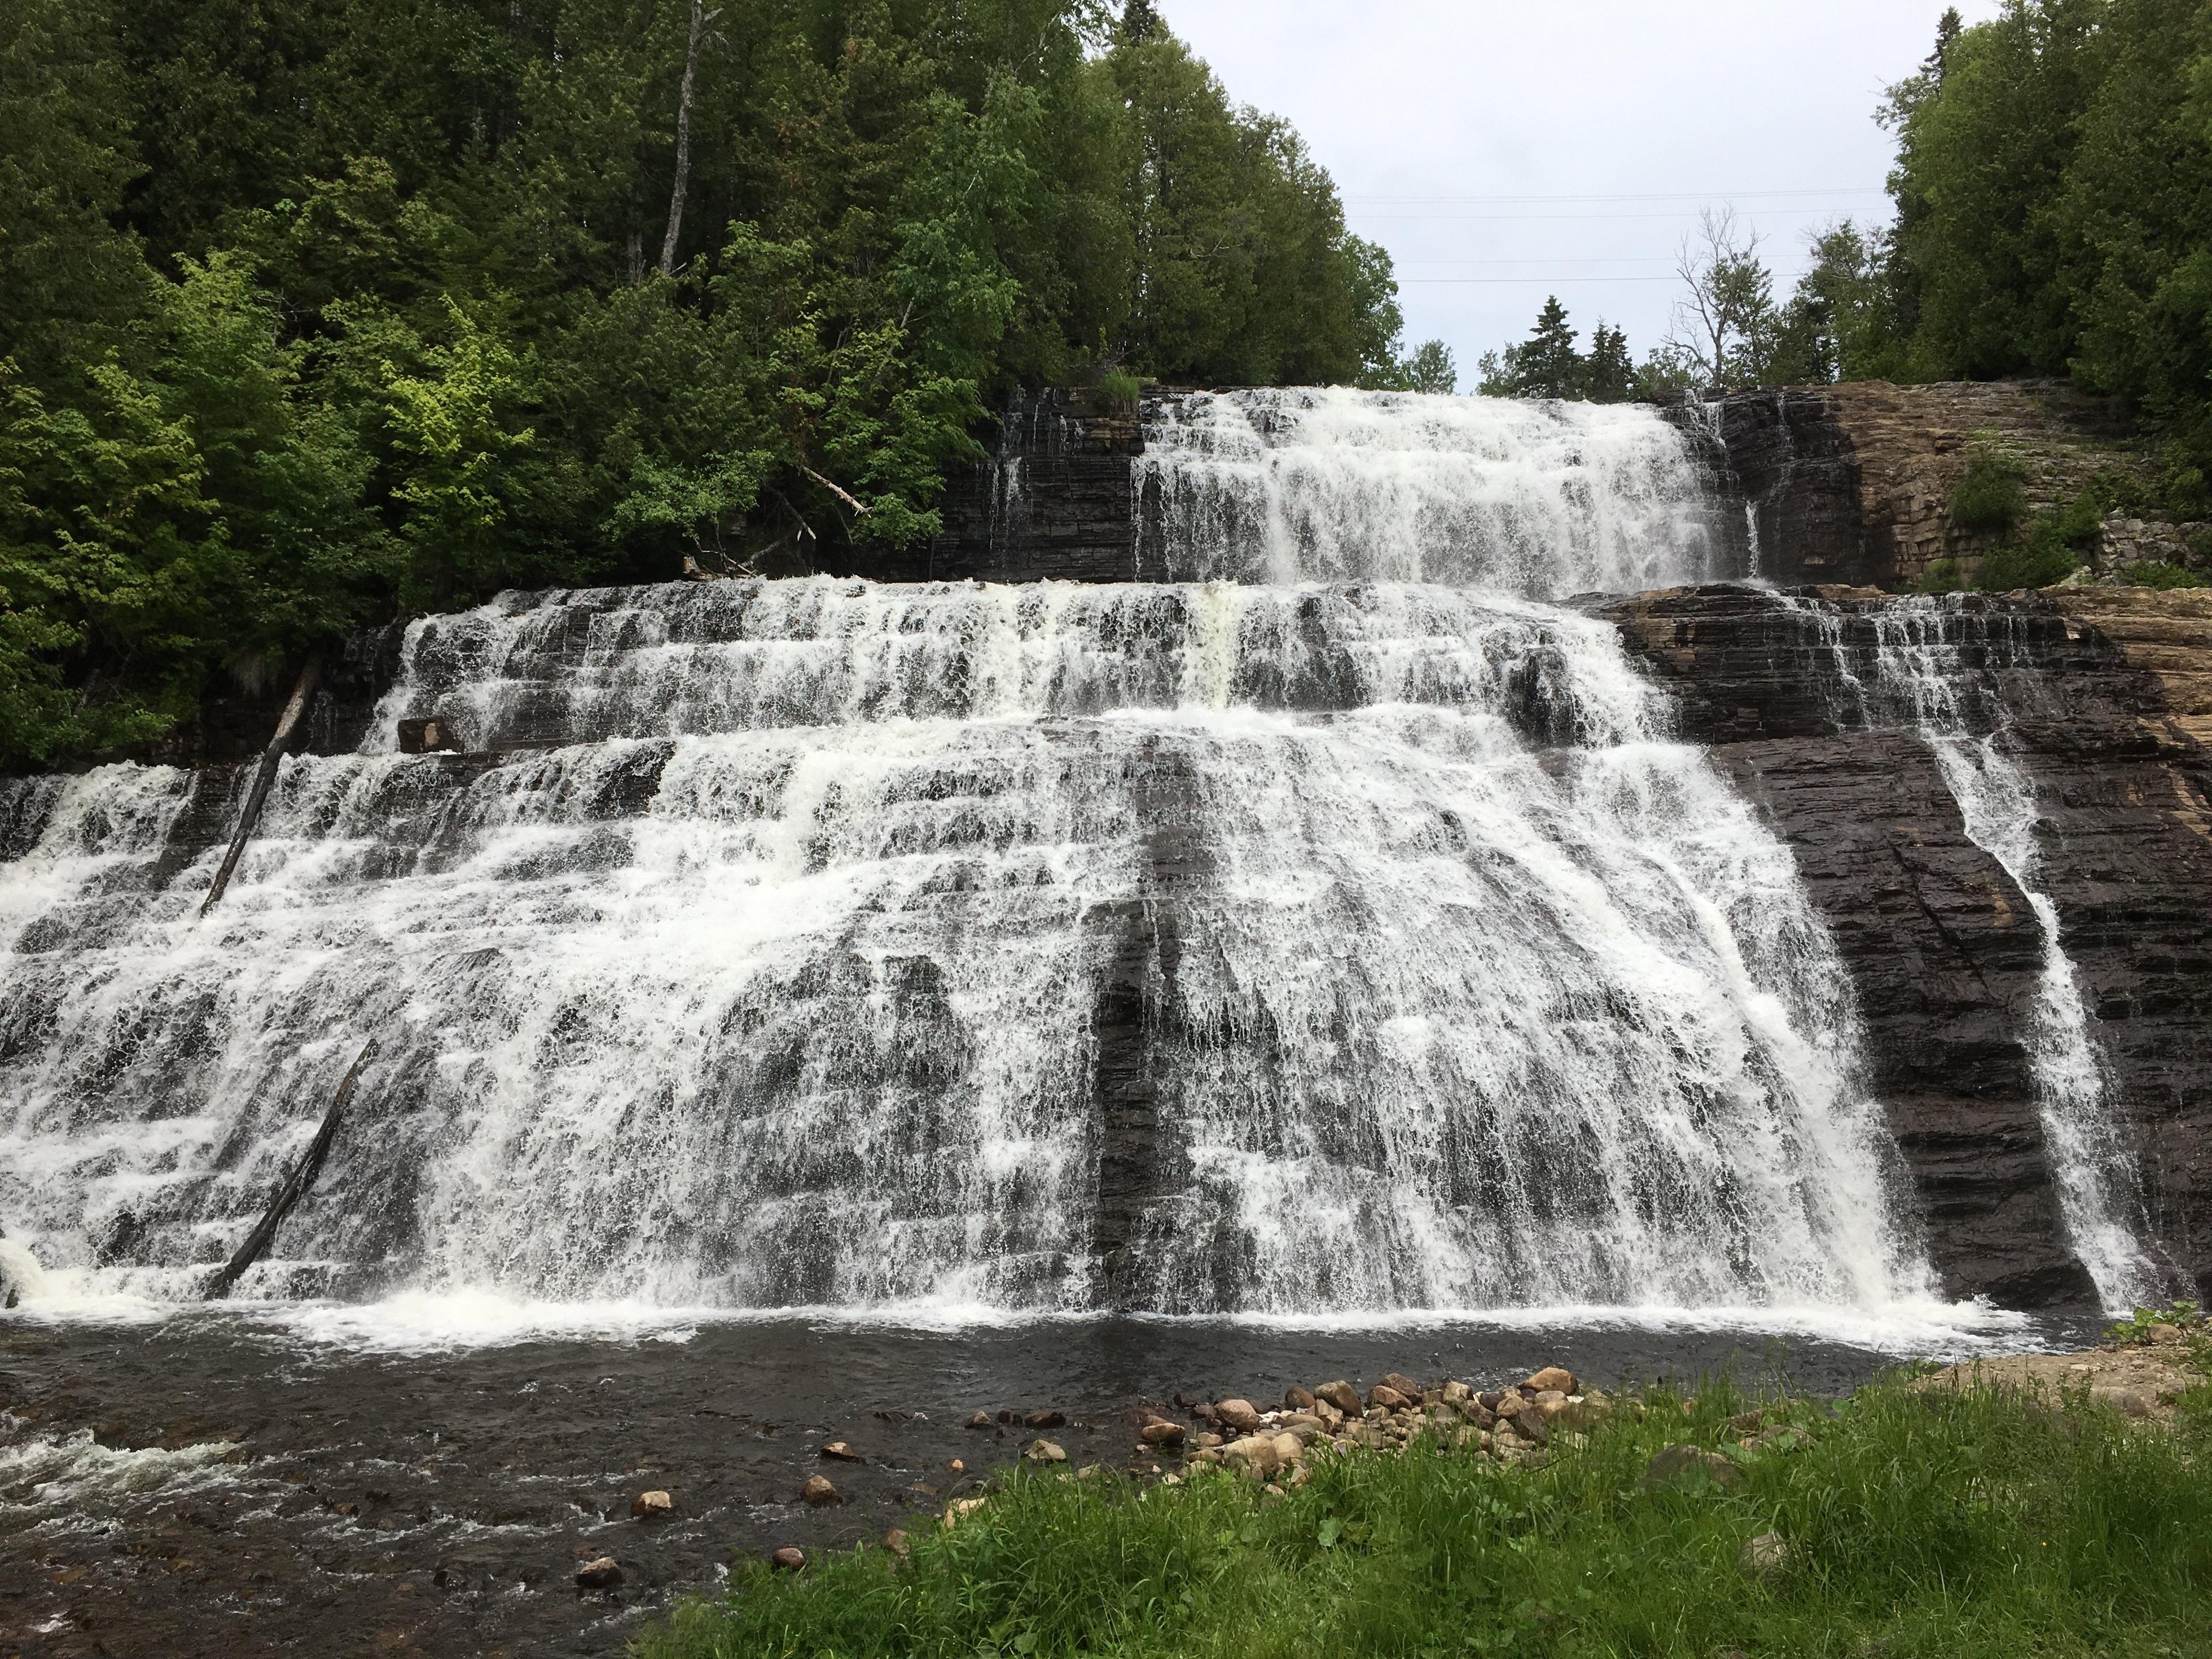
<box><xmin>1598</xmin><ymin>584</ymin><xmax>2212</xmax><ymax>1303</ymax></box>
<box><xmin>1697</xmin><ymin>380</ymin><xmax>2206</xmax><ymax>590</ymax></box>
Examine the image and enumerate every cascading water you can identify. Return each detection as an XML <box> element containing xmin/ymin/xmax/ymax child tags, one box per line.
<box><xmin>1135</xmin><ymin>388</ymin><xmax>1735</xmax><ymax>592</ymax></box>
<box><xmin>1779</xmin><ymin>591</ymin><xmax>2160</xmax><ymax>1310</ymax></box>
<box><xmin>0</xmin><ymin>393</ymin><xmax>1938</xmax><ymax>1322</ymax></box>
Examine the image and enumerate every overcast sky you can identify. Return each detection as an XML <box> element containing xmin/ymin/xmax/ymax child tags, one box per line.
<box><xmin>1161</xmin><ymin>1</ymin><xmax>2008</xmax><ymax>382</ymax></box>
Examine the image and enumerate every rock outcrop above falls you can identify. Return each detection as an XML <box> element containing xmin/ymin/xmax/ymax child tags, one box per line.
<box><xmin>1597</xmin><ymin>584</ymin><xmax>2212</xmax><ymax>1304</ymax></box>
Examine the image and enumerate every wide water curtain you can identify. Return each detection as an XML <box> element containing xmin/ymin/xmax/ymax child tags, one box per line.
<box><xmin>0</xmin><ymin>393</ymin><xmax>1929</xmax><ymax>1316</ymax></box>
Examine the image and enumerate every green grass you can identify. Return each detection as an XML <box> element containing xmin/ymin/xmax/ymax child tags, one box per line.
<box><xmin>638</xmin><ymin>1373</ymin><xmax>2212</xmax><ymax>1659</ymax></box>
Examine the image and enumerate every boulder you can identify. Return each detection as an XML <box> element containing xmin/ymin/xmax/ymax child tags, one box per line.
<box><xmin>1642</xmin><ymin>1445</ymin><xmax>1741</xmax><ymax>1490</ymax></box>
<box><xmin>1222</xmin><ymin>1435</ymin><xmax>1281</xmax><ymax>1478</ymax></box>
<box><xmin>1215</xmin><ymin>1399</ymin><xmax>1262</xmax><ymax>1434</ymax></box>
<box><xmin>802</xmin><ymin>1475</ymin><xmax>840</xmax><ymax>1505</ymax></box>
<box><xmin>1490</xmin><ymin>1391</ymin><xmax>1525</xmax><ymax>1419</ymax></box>
<box><xmin>771</xmin><ymin>1547</ymin><xmax>806</xmax><ymax>1572</ymax></box>
<box><xmin>1522</xmin><ymin>1366</ymin><xmax>1577</xmax><ymax>1394</ymax></box>
<box><xmin>1313</xmin><ymin>1381</ymin><xmax>1363</xmax><ymax>1416</ymax></box>
<box><xmin>1441</xmin><ymin>1381</ymin><xmax>1471</xmax><ymax>1404</ymax></box>
<box><xmin>1381</xmin><ymin>1372</ymin><xmax>1424</xmax><ymax>1399</ymax></box>
<box><xmin>1192</xmin><ymin>1431</ymin><xmax>1223</xmax><ymax>1449</ymax></box>
<box><xmin>821</xmin><ymin>1441</ymin><xmax>861</xmax><ymax>1461</ymax></box>
<box><xmin>1025</xmin><ymin>1438</ymin><xmax>1067</xmax><ymax>1463</ymax></box>
<box><xmin>1025</xmin><ymin>1409</ymin><xmax>1067</xmax><ymax>1429</ymax></box>
<box><xmin>1283</xmin><ymin>1386</ymin><xmax>1316</xmax><ymax>1412</ymax></box>
<box><xmin>575</xmin><ymin>1556</ymin><xmax>623</xmax><ymax>1590</ymax></box>
<box><xmin>1140</xmin><ymin>1420</ymin><xmax>1186</xmax><ymax>1446</ymax></box>
<box><xmin>630</xmin><ymin>1489</ymin><xmax>675</xmax><ymax>1519</ymax></box>
<box><xmin>1271</xmin><ymin>1432</ymin><xmax>1304</xmax><ymax>1467</ymax></box>
<box><xmin>967</xmin><ymin>1412</ymin><xmax>993</xmax><ymax>1429</ymax></box>
<box><xmin>882</xmin><ymin>1529</ymin><xmax>910</xmax><ymax>1558</ymax></box>
<box><xmin>1368</xmin><ymin>1384</ymin><xmax>1411</xmax><ymax>1411</ymax></box>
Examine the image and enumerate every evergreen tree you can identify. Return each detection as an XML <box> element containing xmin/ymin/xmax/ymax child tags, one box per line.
<box><xmin>1583</xmin><ymin>323</ymin><xmax>1635</xmax><ymax>402</ymax></box>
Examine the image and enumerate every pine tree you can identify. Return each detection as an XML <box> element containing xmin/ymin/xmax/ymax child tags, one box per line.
<box><xmin>1583</xmin><ymin>321</ymin><xmax>1634</xmax><ymax>402</ymax></box>
<box><xmin>1508</xmin><ymin>296</ymin><xmax>1583</xmax><ymax>398</ymax></box>
<box><xmin>1122</xmin><ymin>1</ymin><xmax>1165</xmax><ymax>44</ymax></box>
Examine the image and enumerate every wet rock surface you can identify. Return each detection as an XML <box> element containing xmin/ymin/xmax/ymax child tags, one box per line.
<box><xmin>1597</xmin><ymin>584</ymin><xmax>2212</xmax><ymax>1305</ymax></box>
<box><xmin>0</xmin><ymin>1312</ymin><xmax>1975</xmax><ymax>1657</ymax></box>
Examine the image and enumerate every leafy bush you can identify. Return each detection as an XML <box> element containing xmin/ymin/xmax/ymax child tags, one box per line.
<box><xmin>2124</xmin><ymin>560</ymin><xmax>2206</xmax><ymax>589</ymax></box>
<box><xmin>1915</xmin><ymin>558</ymin><xmax>1967</xmax><ymax>594</ymax></box>
<box><xmin>1948</xmin><ymin>444</ymin><xmax>2029</xmax><ymax>532</ymax></box>
<box><xmin>1096</xmin><ymin>370</ymin><xmax>1143</xmax><ymax>415</ymax></box>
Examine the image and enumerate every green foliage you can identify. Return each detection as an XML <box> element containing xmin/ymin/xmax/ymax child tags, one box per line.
<box><xmin>1095</xmin><ymin>370</ymin><xmax>1143</xmax><ymax>414</ymax></box>
<box><xmin>641</xmin><ymin>1372</ymin><xmax>2212</xmax><ymax>1659</ymax></box>
<box><xmin>2123</xmin><ymin>559</ymin><xmax>2206</xmax><ymax>588</ymax></box>
<box><xmin>1884</xmin><ymin>0</ymin><xmax>2212</xmax><ymax>497</ymax></box>
<box><xmin>1947</xmin><ymin>442</ymin><xmax>2029</xmax><ymax>532</ymax></box>
<box><xmin>0</xmin><ymin>0</ymin><xmax>1408</xmax><ymax>767</ymax></box>
<box><xmin>1916</xmin><ymin>558</ymin><xmax>1968</xmax><ymax>594</ymax></box>
<box><xmin>1478</xmin><ymin>301</ymin><xmax>1635</xmax><ymax>403</ymax></box>
<box><xmin>2107</xmin><ymin>1300</ymin><xmax>2204</xmax><ymax>1344</ymax></box>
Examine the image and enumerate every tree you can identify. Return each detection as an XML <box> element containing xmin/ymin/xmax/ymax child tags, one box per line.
<box><xmin>1479</xmin><ymin>296</ymin><xmax>1585</xmax><ymax>399</ymax></box>
<box><xmin>1397</xmin><ymin>340</ymin><xmax>1457</xmax><ymax>394</ymax></box>
<box><xmin>1662</xmin><ymin>207</ymin><xmax>1779</xmax><ymax>392</ymax></box>
<box><xmin>1583</xmin><ymin>322</ymin><xmax>1635</xmax><ymax>402</ymax></box>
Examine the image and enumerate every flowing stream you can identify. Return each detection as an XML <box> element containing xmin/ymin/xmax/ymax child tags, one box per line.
<box><xmin>0</xmin><ymin>392</ymin><xmax>1952</xmax><ymax>1326</ymax></box>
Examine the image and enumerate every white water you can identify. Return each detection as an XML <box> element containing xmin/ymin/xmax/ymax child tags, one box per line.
<box><xmin>1136</xmin><ymin>389</ymin><xmax>1736</xmax><ymax>592</ymax></box>
<box><xmin>0</xmin><ymin>397</ymin><xmax>1949</xmax><ymax>1331</ymax></box>
<box><xmin>1847</xmin><ymin>598</ymin><xmax>2160</xmax><ymax>1310</ymax></box>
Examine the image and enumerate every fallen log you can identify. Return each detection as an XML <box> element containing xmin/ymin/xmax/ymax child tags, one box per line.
<box><xmin>202</xmin><ymin>1039</ymin><xmax>377</xmax><ymax>1301</ymax></box>
<box><xmin>199</xmin><ymin>658</ymin><xmax>321</xmax><ymax>918</ymax></box>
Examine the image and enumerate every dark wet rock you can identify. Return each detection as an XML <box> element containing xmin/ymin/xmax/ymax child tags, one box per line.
<box><xmin>1023</xmin><ymin>1409</ymin><xmax>1066</xmax><ymax>1429</ymax></box>
<box><xmin>1283</xmin><ymin>1386</ymin><xmax>1315</xmax><ymax>1412</ymax></box>
<box><xmin>1139</xmin><ymin>1420</ymin><xmax>1185</xmax><ymax>1446</ymax></box>
<box><xmin>1595</xmin><ymin>584</ymin><xmax>2212</xmax><ymax>1305</ymax></box>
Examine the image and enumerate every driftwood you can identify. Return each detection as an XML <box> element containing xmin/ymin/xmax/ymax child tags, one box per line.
<box><xmin>200</xmin><ymin>659</ymin><xmax>321</xmax><ymax>917</ymax></box>
<box><xmin>202</xmin><ymin>1039</ymin><xmax>377</xmax><ymax>1301</ymax></box>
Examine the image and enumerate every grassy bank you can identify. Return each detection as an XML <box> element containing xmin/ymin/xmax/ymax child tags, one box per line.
<box><xmin>640</xmin><ymin>1367</ymin><xmax>2212</xmax><ymax>1659</ymax></box>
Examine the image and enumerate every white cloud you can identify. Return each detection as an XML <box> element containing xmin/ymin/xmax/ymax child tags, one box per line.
<box><xmin>1158</xmin><ymin>0</ymin><xmax>2008</xmax><ymax>379</ymax></box>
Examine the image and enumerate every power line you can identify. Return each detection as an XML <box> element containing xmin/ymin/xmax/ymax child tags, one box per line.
<box><xmin>1351</xmin><ymin>209</ymin><xmax>1877</xmax><ymax>222</ymax></box>
<box><xmin>1342</xmin><ymin>188</ymin><xmax>1888</xmax><ymax>204</ymax></box>
<box><xmin>1399</xmin><ymin>276</ymin><xmax>1687</xmax><ymax>285</ymax></box>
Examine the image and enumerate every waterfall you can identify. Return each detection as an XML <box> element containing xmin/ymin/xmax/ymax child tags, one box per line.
<box><xmin>0</xmin><ymin>399</ymin><xmax>1935</xmax><ymax>1323</ymax></box>
<box><xmin>1135</xmin><ymin>389</ymin><xmax>1737</xmax><ymax>592</ymax></box>
<box><xmin>1790</xmin><ymin>593</ymin><xmax>2160</xmax><ymax>1311</ymax></box>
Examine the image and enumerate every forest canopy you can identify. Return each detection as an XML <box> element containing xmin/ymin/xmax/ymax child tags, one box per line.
<box><xmin>0</xmin><ymin>0</ymin><xmax>1433</xmax><ymax>764</ymax></box>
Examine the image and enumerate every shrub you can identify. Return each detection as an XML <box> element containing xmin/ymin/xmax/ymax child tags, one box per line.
<box><xmin>1096</xmin><ymin>370</ymin><xmax>1142</xmax><ymax>415</ymax></box>
<box><xmin>1948</xmin><ymin>442</ymin><xmax>2028</xmax><ymax>532</ymax></box>
<box><xmin>2123</xmin><ymin>559</ymin><xmax>2205</xmax><ymax>589</ymax></box>
<box><xmin>1915</xmin><ymin>558</ymin><xmax>1967</xmax><ymax>594</ymax></box>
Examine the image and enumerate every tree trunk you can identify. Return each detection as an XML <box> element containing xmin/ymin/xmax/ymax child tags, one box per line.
<box><xmin>660</xmin><ymin>0</ymin><xmax>707</xmax><ymax>277</ymax></box>
<box><xmin>200</xmin><ymin>658</ymin><xmax>321</xmax><ymax>918</ymax></box>
<box><xmin>202</xmin><ymin>1039</ymin><xmax>378</xmax><ymax>1301</ymax></box>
